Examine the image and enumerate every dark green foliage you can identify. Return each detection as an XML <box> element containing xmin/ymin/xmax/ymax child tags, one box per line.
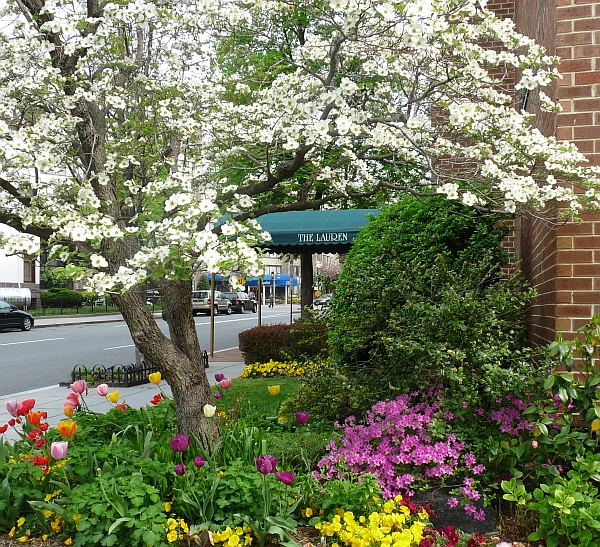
<box><xmin>327</xmin><ymin>196</ymin><xmax>540</xmax><ymax>406</ymax></box>
<box><xmin>238</xmin><ymin>322</ymin><xmax>328</xmax><ymax>364</ymax></box>
<box><xmin>196</xmin><ymin>276</ymin><xmax>210</xmax><ymax>290</ymax></box>
<box><xmin>280</xmin><ymin>360</ymin><xmax>372</xmax><ymax>421</ymax></box>
<box><xmin>40</xmin><ymin>288</ymin><xmax>85</xmax><ymax>308</ymax></box>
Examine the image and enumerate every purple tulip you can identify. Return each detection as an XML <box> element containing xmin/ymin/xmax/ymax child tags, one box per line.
<box><xmin>214</xmin><ymin>373</ymin><xmax>225</xmax><ymax>382</ymax></box>
<box><xmin>5</xmin><ymin>400</ymin><xmax>18</xmax><ymax>417</ymax></box>
<box><xmin>50</xmin><ymin>441</ymin><xmax>69</xmax><ymax>460</ymax></box>
<box><xmin>174</xmin><ymin>463</ymin><xmax>185</xmax><ymax>476</ymax></box>
<box><xmin>295</xmin><ymin>411</ymin><xmax>310</xmax><ymax>425</ymax></box>
<box><xmin>194</xmin><ymin>456</ymin><xmax>206</xmax><ymax>468</ymax></box>
<box><xmin>214</xmin><ymin>392</ymin><xmax>222</xmax><ymax>399</ymax></box>
<box><xmin>255</xmin><ymin>454</ymin><xmax>277</xmax><ymax>474</ymax></box>
<box><xmin>170</xmin><ymin>434</ymin><xmax>190</xmax><ymax>452</ymax></box>
<box><xmin>276</xmin><ymin>471</ymin><xmax>295</xmax><ymax>485</ymax></box>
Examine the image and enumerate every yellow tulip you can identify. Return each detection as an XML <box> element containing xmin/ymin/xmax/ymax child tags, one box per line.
<box><xmin>268</xmin><ymin>385</ymin><xmax>281</xmax><ymax>396</ymax></box>
<box><xmin>107</xmin><ymin>390</ymin><xmax>120</xmax><ymax>404</ymax></box>
<box><xmin>56</xmin><ymin>419</ymin><xmax>77</xmax><ymax>437</ymax></box>
<box><xmin>149</xmin><ymin>372</ymin><xmax>161</xmax><ymax>385</ymax></box>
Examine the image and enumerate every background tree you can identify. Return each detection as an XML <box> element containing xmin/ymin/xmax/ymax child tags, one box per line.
<box><xmin>0</xmin><ymin>0</ymin><xmax>598</xmax><ymax>439</ymax></box>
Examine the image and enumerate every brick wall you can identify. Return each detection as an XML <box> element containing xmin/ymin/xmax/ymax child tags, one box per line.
<box><xmin>499</xmin><ymin>0</ymin><xmax>600</xmax><ymax>345</ymax></box>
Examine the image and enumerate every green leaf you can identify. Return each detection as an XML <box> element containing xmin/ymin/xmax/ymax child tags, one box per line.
<box><xmin>108</xmin><ymin>517</ymin><xmax>131</xmax><ymax>535</ymax></box>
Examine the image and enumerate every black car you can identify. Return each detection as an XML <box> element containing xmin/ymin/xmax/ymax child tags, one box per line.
<box><xmin>0</xmin><ymin>300</ymin><xmax>34</xmax><ymax>331</ymax></box>
<box><xmin>221</xmin><ymin>292</ymin><xmax>257</xmax><ymax>313</ymax></box>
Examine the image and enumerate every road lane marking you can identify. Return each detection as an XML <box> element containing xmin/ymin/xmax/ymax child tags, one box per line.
<box><xmin>0</xmin><ymin>337</ymin><xmax>65</xmax><ymax>346</ymax></box>
<box><xmin>103</xmin><ymin>344</ymin><xmax>134</xmax><ymax>350</ymax></box>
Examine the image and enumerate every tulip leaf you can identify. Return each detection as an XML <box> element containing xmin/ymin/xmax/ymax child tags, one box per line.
<box><xmin>108</xmin><ymin>517</ymin><xmax>132</xmax><ymax>535</ymax></box>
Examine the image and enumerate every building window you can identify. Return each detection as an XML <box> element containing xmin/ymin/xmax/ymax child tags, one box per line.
<box><xmin>23</xmin><ymin>256</ymin><xmax>36</xmax><ymax>283</ymax></box>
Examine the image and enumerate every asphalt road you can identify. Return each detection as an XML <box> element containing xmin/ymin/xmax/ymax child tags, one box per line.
<box><xmin>0</xmin><ymin>308</ymin><xmax>294</xmax><ymax>396</ymax></box>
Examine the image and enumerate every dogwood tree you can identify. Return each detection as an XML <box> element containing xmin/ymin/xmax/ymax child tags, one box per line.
<box><xmin>0</xmin><ymin>0</ymin><xmax>598</xmax><ymax>438</ymax></box>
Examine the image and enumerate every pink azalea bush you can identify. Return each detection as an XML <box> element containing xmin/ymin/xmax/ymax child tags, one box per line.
<box><xmin>314</xmin><ymin>392</ymin><xmax>533</xmax><ymax>522</ymax></box>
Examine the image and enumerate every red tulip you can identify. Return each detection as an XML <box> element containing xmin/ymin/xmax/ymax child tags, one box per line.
<box><xmin>33</xmin><ymin>455</ymin><xmax>49</xmax><ymax>467</ymax></box>
<box><xmin>0</xmin><ymin>424</ymin><xmax>7</xmax><ymax>434</ymax></box>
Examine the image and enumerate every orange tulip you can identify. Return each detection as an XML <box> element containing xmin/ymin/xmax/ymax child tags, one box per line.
<box><xmin>27</xmin><ymin>411</ymin><xmax>43</xmax><ymax>426</ymax></box>
<box><xmin>56</xmin><ymin>419</ymin><xmax>77</xmax><ymax>437</ymax></box>
<box><xmin>63</xmin><ymin>406</ymin><xmax>74</xmax><ymax>417</ymax></box>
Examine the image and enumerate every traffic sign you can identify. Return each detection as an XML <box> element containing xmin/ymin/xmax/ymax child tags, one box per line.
<box><xmin>314</xmin><ymin>290</ymin><xmax>322</xmax><ymax>297</ymax></box>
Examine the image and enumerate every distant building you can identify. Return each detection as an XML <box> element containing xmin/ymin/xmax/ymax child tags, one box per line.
<box><xmin>0</xmin><ymin>224</ymin><xmax>40</xmax><ymax>308</ymax></box>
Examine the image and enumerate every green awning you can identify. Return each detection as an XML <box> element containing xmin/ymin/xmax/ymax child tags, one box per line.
<box><xmin>255</xmin><ymin>209</ymin><xmax>380</xmax><ymax>253</ymax></box>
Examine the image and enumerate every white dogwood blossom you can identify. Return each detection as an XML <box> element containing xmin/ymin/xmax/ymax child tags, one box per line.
<box><xmin>0</xmin><ymin>0</ymin><xmax>598</xmax><ymax>296</ymax></box>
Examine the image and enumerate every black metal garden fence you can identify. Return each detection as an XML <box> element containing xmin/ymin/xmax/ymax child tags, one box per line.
<box><xmin>70</xmin><ymin>351</ymin><xmax>209</xmax><ymax>387</ymax></box>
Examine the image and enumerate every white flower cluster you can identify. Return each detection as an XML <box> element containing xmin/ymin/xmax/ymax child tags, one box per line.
<box><xmin>0</xmin><ymin>0</ymin><xmax>598</xmax><ymax>293</ymax></box>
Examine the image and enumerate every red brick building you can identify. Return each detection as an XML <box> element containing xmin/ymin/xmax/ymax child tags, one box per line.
<box><xmin>490</xmin><ymin>0</ymin><xmax>600</xmax><ymax>345</ymax></box>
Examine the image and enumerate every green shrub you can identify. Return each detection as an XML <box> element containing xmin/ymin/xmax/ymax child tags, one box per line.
<box><xmin>238</xmin><ymin>322</ymin><xmax>328</xmax><ymax>364</ymax></box>
<box><xmin>40</xmin><ymin>288</ymin><xmax>85</xmax><ymax>308</ymax></box>
<box><xmin>327</xmin><ymin>196</ymin><xmax>540</xmax><ymax>407</ymax></box>
<box><xmin>280</xmin><ymin>360</ymin><xmax>371</xmax><ymax>421</ymax></box>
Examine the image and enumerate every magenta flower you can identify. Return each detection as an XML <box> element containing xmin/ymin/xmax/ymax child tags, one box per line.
<box><xmin>219</xmin><ymin>378</ymin><xmax>232</xmax><ymax>390</ymax></box>
<box><xmin>276</xmin><ymin>471</ymin><xmax>295</xmax><ymax>485</ymax></box>
<box><xmin>50</xmin><ymin>441</ymin><xmax>69</xmax><ymax>460</ymax></box>
<box><xmin>170</xmin><ymin>434</ymin><xmax>190</xmax><ymax>452</ymax></box>
<box><xmin>174</xmin><ymin>463</ymin><xmax>185</xmax><ymax>476</ymax></box>
<box><xmin>70</xmin><ymin>380</ymin><xmax>88</xmax><ymax>395</ymax></box>
<box><xmin>214</xmin><ymin>373</ymin><xmax>225</xmax><ymax>382</ymax></box>
<box><xmin>214</xmin><ymin>392</ymin><xmax>222</xmax><ymax>399</ymax></box>
<box><xmin>96</xmin><ymin>384</ymin><xmax>109</xmax><ymax>397</ymax></box>
<box><xmin>194</xmin><ymin>456</ymin><xmax>206</xmax><ymax>468</ymax></box>
<box><xmin>295</xmin><ymin>411</ymin><xmax>310</xmax><ymax>425</ymax></box>
<box><xmin>255</xmin><ymin>454</ymin><xmax>277</xmax><ymax>474</ymax></box>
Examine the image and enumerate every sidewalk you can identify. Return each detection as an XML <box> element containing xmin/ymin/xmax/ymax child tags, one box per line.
<box><xmin>0</xmin><ymin>348</ymin><xmax>247</xmax><ymax>443</ymax></box>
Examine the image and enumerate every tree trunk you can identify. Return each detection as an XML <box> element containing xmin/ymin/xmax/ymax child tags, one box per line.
<box><xmin>113</xmin><ymin>283</ymin><xmax>219</xmax><ymax>445</ymax></box>
<box><xmin>300</xmin><ymin>251</ymin><xmax>314</xmax><ymax>318</ymax></box>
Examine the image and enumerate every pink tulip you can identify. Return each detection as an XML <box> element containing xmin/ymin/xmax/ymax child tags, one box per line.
<box><xmin>70</xmin><ymin>380</ymin><xmax>88</xmax><ymax>394</ymax></box>
<box><xmin>50</xmin><ymin>441</ymin><xmax>69</xmax><ymax>460</ymax></box>
<box><xmin>96</xmin><ymin>383</ymin><xmax>109</xmax><ymax>397</ymax></box>
<box><xmin>5</xmin><ymin>400</ymin><xmax>18</xmax><ymax>416</ymax></box>
<box><xmin>219</xmin><ymin>378</ymin><xmax>232</xmax><ymax>390</ymax></box>
<box><xmin>64</xmin><ymin>393</ymin><xmax>80</xmax><ymax>409</ymax></box>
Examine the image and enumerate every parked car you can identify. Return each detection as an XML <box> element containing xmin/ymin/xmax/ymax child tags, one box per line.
<box><xmin>222</xmin><ymin>292</ymin><xmax>257</xmax><ymax>313</ymax></box>
<box><xmin>191</xmin><ymin>290</ymin><xmax>232</xmax><ymax>316</ymax></box>
<box><xmin>312</xmin><ymin>295</ymin><xmax>332</xmax><ymax>308</ymax></box>
<box><xmin>0</xmin><ymin>299</ymin><xmax>34</xmax><ymax>331</ymax></box>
